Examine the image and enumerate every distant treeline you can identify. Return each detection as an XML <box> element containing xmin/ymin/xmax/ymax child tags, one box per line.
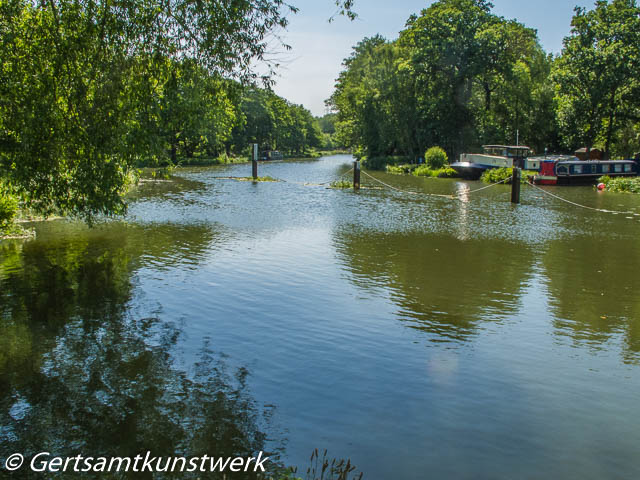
<box><xmin>136</xmin><ymin>65</ymin><xmax>343</xmax><ymax>167</ymax></box>
<box><xmin>328</xmin><ymin>0</ymin><xmax>640</xmax><ymax>163</ymax></box>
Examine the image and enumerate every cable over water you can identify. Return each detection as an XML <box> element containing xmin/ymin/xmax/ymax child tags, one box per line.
<box><xmin>360</xmin><ymin>170</ymin><xmax>511</xmax><ymax>199</ymax></box>
<box><xmin>527</xmin><ymin>182</ymin><xmax>640</xmax><ymax>217</ymax></box>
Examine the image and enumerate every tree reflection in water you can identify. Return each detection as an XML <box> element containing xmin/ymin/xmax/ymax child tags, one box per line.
<box><xmin>0</xmin><ymin>227</ymin><xmax>284</xmax><ymax>479</ymax></box>
<box><xmin>542</xmin><ymin>237</ymin><xmax>640</xmax><ymax>364</ymax></box>
<box><xmin>334</xmin><ymin>229</ymin><xmax>535</xmax><ymax>343</ymax></box>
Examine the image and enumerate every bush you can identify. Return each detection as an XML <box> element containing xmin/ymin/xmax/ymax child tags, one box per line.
<box><xmin>434</xmin><ymin>167</ymin><xmax>459</xmax><ymax>178</ymax></box>
<box><xmin>0</xmin><ymin>188</ymin><xmax>19</xmax><ymax>229</ymax></box>
<box><xmin>413</xmin><ymin>166</ymin><xmax>458</xmax><ymax>178</ymax></box>
<box><xmin>386</xmin><ymin>164</ymin><xmax>417</xmax><ymax>175</ymax></box>
<box><xmin>330</xmin><ymin>180</ymin><xmax>354</xmax><ymax>189</ymax></box>
<box><xmin>480</xmin><ymin>167</ymin><xmax>537</xmax><ymax>184</ymax></box>
<box><xmin>598</xmin><ymin>175</ymin><xmax>640</xmax><ymax>194</ymax></box>
<box><xmin>424</xmin><ymin>146</ymin><xmax>448</xmax><ymax>169</ymax></box>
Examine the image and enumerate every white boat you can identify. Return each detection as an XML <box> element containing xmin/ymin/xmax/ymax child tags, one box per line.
<box><xmin>451</xmin><ymin>145</ymin><xmax>531</xmax><ymax>179</ymax></box>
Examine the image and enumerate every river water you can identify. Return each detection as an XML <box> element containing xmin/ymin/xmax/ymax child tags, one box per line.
<box><xmin>1</xmin><ymin>154</ymin><xmax>640</xmax><ymax>479</ymax></box>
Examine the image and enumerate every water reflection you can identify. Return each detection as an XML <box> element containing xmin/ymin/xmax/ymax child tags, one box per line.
<box><xmin>334</xmin><ymin>229</ymin><xmax>535</xmax><ymax>342</ymax></box>
<box><xmin>0</xmin><ymin>226</ymin><xmax>284</xmax><ymax>479</ymax></box>
<box><xmin>542</xmin><ymin>237</ymin><xmax>640</xmax><ymax>364</ymax></box>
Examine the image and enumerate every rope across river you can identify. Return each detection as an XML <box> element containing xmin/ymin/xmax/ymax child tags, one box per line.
<box><xmin>360</xmin><ymin>170</ymin><xmax>511</xmax><ymax>199</ymax></box>
<box><xmin>212</xmin><ymin>161</ymin><xmax>639</xmax><ymax>218</ymax></box>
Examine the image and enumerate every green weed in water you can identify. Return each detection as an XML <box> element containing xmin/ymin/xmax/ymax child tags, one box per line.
<box><xmin>330</xmin><ymin>180</ymin><xmax>355</xmax><ymax>189</ymax></box>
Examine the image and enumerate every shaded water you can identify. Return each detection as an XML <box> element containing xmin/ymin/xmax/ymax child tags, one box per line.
<box><xmin>2</xmin><ymin>155</ymin><xmax>640</xmax><ymax>479</ymax></box>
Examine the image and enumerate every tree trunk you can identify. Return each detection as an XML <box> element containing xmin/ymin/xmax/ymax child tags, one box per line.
<box><xmin>484</xmin><ymin>82</ymin><xmax>491</xmax><ymax>111</ymax></box>
<box><xmin>604</xmin><ymin>89</ymin><xmax>617</xmax><ymax>160</ymax></box>
<box><xmin>170</xmin><ymin>143</ymin><xmax>177</xmax><ymax>164</ymax></box>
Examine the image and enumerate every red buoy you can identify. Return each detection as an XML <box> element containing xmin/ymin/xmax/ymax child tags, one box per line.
<box><xmin>597</xmin><ymin>183</ymin><xmax>606</xmax><ymax>191</ymax></box>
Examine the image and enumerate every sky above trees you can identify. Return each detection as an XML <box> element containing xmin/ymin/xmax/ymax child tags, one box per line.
<box><xmin>273</xmin><ymin>0</ymin><xmax>593</xmax><ymax>116</ymax></box>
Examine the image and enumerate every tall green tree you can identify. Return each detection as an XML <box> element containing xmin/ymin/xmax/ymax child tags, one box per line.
<box><xmin>330</xmin><ymin>0</ymin><xmax>555</xmax><ymax>161</ymax></box>
<box><xmin>554</xmin><ymin>0</ymin><xmax>640</xmax><ymax>157</ymax></box>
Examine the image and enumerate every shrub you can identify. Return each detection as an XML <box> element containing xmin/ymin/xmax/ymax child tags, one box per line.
<box><xmin>413</xmin><ymin>166</ymin><xmax>458</xmax><ymax>178</ymax></box>
<box><xmin>435</xmin><ymin>167</ymin><xmax>459</xmax><ymax>178</ymax></box>
<box><xmin>480</xmin><ymin>167</ymin><xmax>536</xmax><ymax>184</ymax></box>
<box><xmin>0</xmin><ymin>187</ymin><xmax>19</xmax><ymax>229</ymax></box>
<box><xmin>424</xmin><ymin>146</ymin><xmax>448</xmax><ymax>169</ymax></box>
<box><xmin>386</xmin><ymin>164</ymin><xmax>416</xmax><ymax>175</ymax></box>
<box><xmin>597</xmin><ymin>175</ymin><xmax>640</xmax><ymax>194</ymax></box>
<box><xmin>330</xmin><ymin>180</ymin><xmax>354</xmax><ymax>189</ymax></box>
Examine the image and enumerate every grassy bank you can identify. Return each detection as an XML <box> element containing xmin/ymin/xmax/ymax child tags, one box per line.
<box><xmin>598</xmin><ymin>175</ymin><xmax>640</xmax><ymax>194</ymax></box>
<box><xmin>480</xmin><ymin>167</ymin><xmax>537</xmax><ymax>184</ymax></box>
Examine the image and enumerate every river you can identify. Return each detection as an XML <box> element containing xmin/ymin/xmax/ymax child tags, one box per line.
<box><xmin>1</xmin><ymin>154</ymin><xmax>639</xmax><ymax>479</ymax></box>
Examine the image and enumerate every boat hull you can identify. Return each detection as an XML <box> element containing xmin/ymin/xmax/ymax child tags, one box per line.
<box><xmin>450</xmin><ymin>162</ymin><xmax>490</xmax><ymax>180</ymax></box>
<box><xmin>534</xmin><ymin>159</ymin><xmax>638</xmax><ymax>185</ymax></box>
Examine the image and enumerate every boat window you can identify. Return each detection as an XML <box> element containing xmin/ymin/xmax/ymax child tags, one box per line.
<box><xmin>624</xmin><ymin>164</ymin><xmax>632</xmax><ymax>172</ymax></box>
<box><xmin>574</xmin><ymin>165</ymin><xmax>582</xmax><ymax>174</ymax></box>
<box><xmin>615</xmin><ymin>164</ymin><xmax>623</xmax><ymax>172</ymax></box>
<box><xmin>602</xmin><ymin>164</ymin><xmax>610</xmax><ymax>173</ymax></box>
<box><xmin>591</xmin><ymin>165</ymin><xmax>597</xmax><ymax>173</ymax></box>
<box><xmin>557</xmin><ymin>165</ymin><xmax>568</xmax><ymax>175</ymax></box>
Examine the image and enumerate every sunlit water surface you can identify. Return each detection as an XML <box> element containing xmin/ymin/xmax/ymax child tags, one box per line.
<box><xmin>2</xmin><ymin>155</ymin><xmax>640</xmax><ymax>479</ymax></box>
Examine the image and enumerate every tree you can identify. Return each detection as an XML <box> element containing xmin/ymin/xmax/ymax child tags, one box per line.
<box><xmin>0</xmin><ymin>0</ymin><xmax>357</xmax><ymax>223</ymax></box>
<box><xmin>329</xmin><ymin>0</ymin><xmax>554</xmax><ymax>160</ymax></box>
<box><xmin>554</xmin><ymin>0</ymin><xmax>640</xmax><ymax>157</ymax></box>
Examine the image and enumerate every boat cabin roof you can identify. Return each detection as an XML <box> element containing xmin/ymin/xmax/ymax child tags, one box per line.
<box><xmin>483</xmin><ymin>145</ymin><xmax>530</xmax><ymax>150</ymax></box>
<box><xmin>533</xmin><ymin>155</ymin><xmax>578</xmax><ymax>162</ymax></box>
<box><xmin>482</xmin><ymin>145</ymin><xmax>530</xmax><ymax>157</ymax></box>
<box><xmin>557</xmin><ymin>159</ymin><xmax>635</xmax><ymax>164</ymax></box>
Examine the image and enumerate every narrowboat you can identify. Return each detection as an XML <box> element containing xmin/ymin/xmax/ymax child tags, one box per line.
<box><xmin>534</xmin><ymin>158</ymin><xmax>639</xmax><ymax>185</ymax></box>
<box><xmin>451</xmin><ymin>145</ymin><xmax>531</xmax><ymax>180</ymax></box>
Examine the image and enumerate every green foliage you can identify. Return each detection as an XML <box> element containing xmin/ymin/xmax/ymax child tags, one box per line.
<box><xmin>330</xmin><ymin>180</ymin><xmax>355</xmax><ymax>189</ymax></box>
<box><xmin>413</xmin><ymin>166</ymin><xmax>459</xmax><ymax>178</ymax></box>
<box><xmin>554</xmin><ymin>0</ymin><xmax>640</xmax><ymax>157</ymax></box>
<box><xmin>480</xmin><ymin>167</ymin><xmax>537</xmax><ymax>184</ymax></box>
<box><xmin>598</xmin><ymin>175</ymin><xmax>640</xmax><ymax>194</ymax></box>
<box><xmin>0</xmin><ymin>190</ymin><xmax>18</xmax><ymax>230</ymax></box>
<box><xmin>329</xmin><ymin>0</ymin><xmax>564</xmax><ymax>160</ymax></box>
<box><xmin>386</xmin><ymin>164</ymin><xmax>417</xmax><ymax>175</ymax></box>
<box><xmin>0</xmin><ymin>182</ymin><xmax>34</xmax><ymax>238</ymax></box>
<box><xmin>231</xmin><ymin>88</ymin><xmax>323</xmax><ymax>157</ymax></box>
<box><xmin>424</xmin><ymin>147</ymin><xmax>448</xmax><ymax>169</ymax></box>
<box><xmin>0</xmin><ymin>0</ymin><xmax>299</xmax><ymax>222</ymax></box>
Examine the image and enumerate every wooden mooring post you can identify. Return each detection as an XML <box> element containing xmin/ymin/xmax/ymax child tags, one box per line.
<box><xmin>353</xmin><ymin>160</ymin><xmax>361</xmax><ymax>191</ymax></box>
<box><xmin>511</xmin><ymin>167</ymin><xmax>521</xmax><ymax>204</ymax></box>
<box><xmin>252</xmin><ymin>143</ymin><xmax>258</xmax><ymax>179</ymax></box>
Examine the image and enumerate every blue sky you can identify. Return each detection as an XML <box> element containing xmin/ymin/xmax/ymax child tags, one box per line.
<box><xmin>271</xmin><ymin>0</ymin><xmax>593</xmax><ymax>116</ymax></box>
